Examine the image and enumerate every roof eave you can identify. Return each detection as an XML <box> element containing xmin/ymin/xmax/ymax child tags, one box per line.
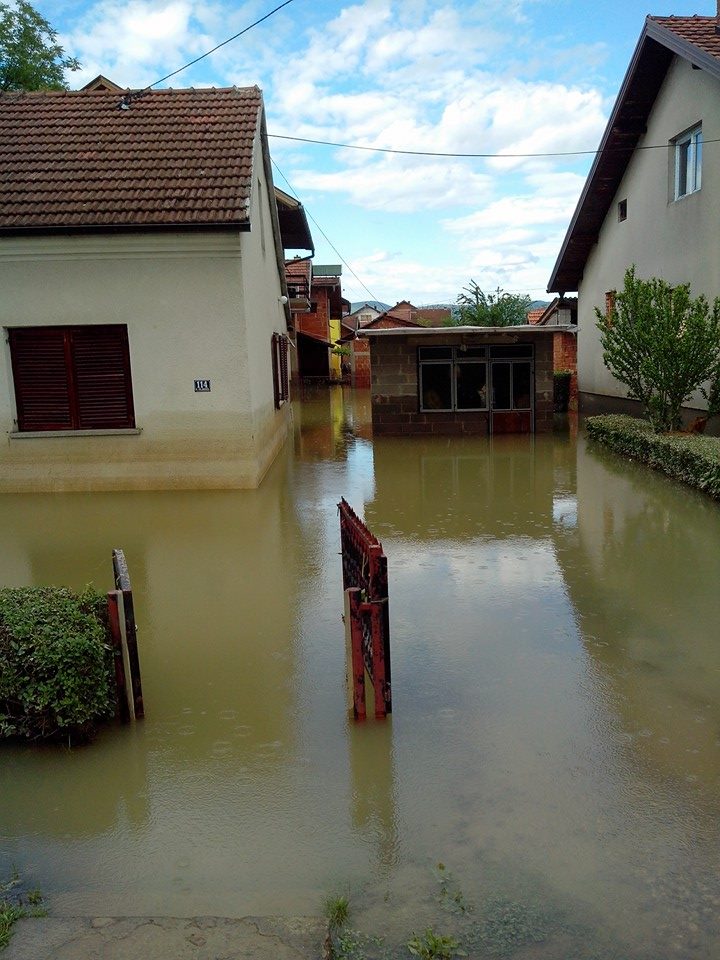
<box><xmin>358</xmin><ymin>324</ymin><xmax>576</xmax><ymax>337</ymax></box>
<box><xmin>547</xmin><ymin>20</ymin><xmax>673</xmax><ymax>293</ymax></box>
<box><xmin>0</xmin><ymin>221</ymin><xmax>251</xmax><ymax>236</ymax></box>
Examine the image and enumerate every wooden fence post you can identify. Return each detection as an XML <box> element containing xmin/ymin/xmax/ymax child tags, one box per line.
<box><xmin>347</xmin><ymin>588</ymin><xmax>367</xmax><ymax>721</ymax></box>
<box><xmin>107</xmin><ymin>590</ymin><xmax>130</xmax><ymax>724</ymax></box>
<box><xmin>112</xmin><ymin>549</ymin><xmax>144</xmax><ymax>720</ymax></box>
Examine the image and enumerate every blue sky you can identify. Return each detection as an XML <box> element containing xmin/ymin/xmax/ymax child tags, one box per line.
<box><xmin>45</xmin><ymin>0</ymin><xmax>716</xmax><ymax>305</ymax></box>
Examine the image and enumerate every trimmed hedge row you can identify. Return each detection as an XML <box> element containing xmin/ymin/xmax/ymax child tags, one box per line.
<box><xmin>0</xmin><ymin>587</ymin><xmax>115</xmax><ymax>742</ymax></box>
<box><xmin>586</xmin><ymin>414</ymin><xmax>720</xmax><ymax>500</ymax></box>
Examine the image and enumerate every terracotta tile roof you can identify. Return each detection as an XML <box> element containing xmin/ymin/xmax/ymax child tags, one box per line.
<box><xmin>285</xmin><ymin>258</ymin><xmax>312</xmax><ymax>284</ymax></box>
<box><xmin>526</xmin><ymin>308</ymin><xmax>545</xmax><ymax>325</ymax></box>
<box><xmin>650</xmin><ymin>15</ymin><xmax>720</xmax><ymax>59</ymax></box>
<box><xmin>0</xmin><ymin>86</ymin><xmax>264</xmax><ymax>232</ymax></box>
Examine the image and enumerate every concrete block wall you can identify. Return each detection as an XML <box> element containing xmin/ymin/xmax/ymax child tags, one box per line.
<box><xmin>369</xmin><ymin>333</ymin><xmax>554</xmax><ymax>435</ymax></box>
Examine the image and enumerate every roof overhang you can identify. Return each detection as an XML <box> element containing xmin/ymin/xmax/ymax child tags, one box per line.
<box><xmin>296</xmin><ymin>330</ymin><xmax>335</xmax><ymax>348</ymax></box>
<box><xmin>358</xmin><ymin>324</ymin><xmax>576</xmax><ymax>337</ymax></box>
<box><xmin>547</xmin><ymin>17</ymin><xmax>720</xmax><ymax>294</ymax></box>
<box><xmin>0</xmin><ymin>221</ymin><xmax>251</xmax><ymax>238</ymax></box>
<box><xmin>274</xmin><ymin>187</ymin><xmax>314</xmax><ymax>253</ymax></box>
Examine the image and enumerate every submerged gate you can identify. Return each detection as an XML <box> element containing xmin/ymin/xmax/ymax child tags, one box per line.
<box><xmin>338</xmin><ymin>498</ymin><xmax>392</xmax><ymax>719</ymax></box>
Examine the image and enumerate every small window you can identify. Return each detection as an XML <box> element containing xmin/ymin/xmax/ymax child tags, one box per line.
<box><xmin>617</xmin><ymin>199</ymin><xmax>627</xmax><ymax>222</ymax></box>
<box><xmin>420</xmin><ymin>363</ymin><xmax>453</xmax><ymax>410</ymax></box>
<box><xmin>604</xmin><ymin>291</ymin><xmax>616</xmax><ymax>326</ymax></box>
<box><xmin>456</xmin><ymin>361</ymin><xmax>487</xmax><ymax>410</ymax></box>
<box><xmin>271</xmin><ymin>333</ymin><xmax>289</xmax><ymax>408</ymax></box>
<box><xmin>418</xmin><ymin>346</ymin><xmax>489</xmax><ymax>412</ymax></box>
<box><xmin>418</xmin><ymin>346</ymin><xmax>453</xmax><ymax>360</ymax></box>
<box><xmin>9</xmin><ymin>325</ymin><xmax>135</xmax><ymax>432</ymax></box>
<box><xmin>489</xmin><ymin>344</ymin><xmax>533</xmax><ymax>358</ymax></box>
<box><xmin>673</xmin><ymin>125</ymin><xmax>702</xmax><ymax>200</ymax></box>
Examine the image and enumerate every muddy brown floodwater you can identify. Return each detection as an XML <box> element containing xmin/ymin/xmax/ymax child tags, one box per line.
<box><xmin>2</xmin><ymin>386</ymin><xmax>720</xmax><ymax>959</ymax></box>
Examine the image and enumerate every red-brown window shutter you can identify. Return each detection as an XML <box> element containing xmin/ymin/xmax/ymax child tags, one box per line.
<box><xmin>9</xmin><ymin>327</ymin><xmax>73</xmax><ymax>431</ymax></box>
<box><xmin>9</xmin><ymin>325</ymin><xmax>135</xmax><ymax>431</ymax></box>
<box><xmin>271</xmin><ymin>333</ymin><xmax>290</xmax><ymax>408</ymax></box>
<box><xmin>72</xmin><ymin>326</ymin><xmax>135</xmax><ymax>429</ymax></box>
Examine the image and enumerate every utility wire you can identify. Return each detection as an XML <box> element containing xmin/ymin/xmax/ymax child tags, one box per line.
<box><xmin>121</xmin><ymin>0</ymin><xmax>297</xmax><ymax>104</ymax></box>
<box><xmin>271</xmin><ymin>158</ymin><xmax>381</xmax><ymax>304</ymax></box>
<box><xmin>268</xmin><ymin>132</ymin><xmax>720</xmax><ymax>160</ymax></box>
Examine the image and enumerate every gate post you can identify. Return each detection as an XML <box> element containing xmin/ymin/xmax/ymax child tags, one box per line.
<box><xmin>346</xmin><ymin>588</ymin><xmax>367</xmax><ymax>721</ymax></box>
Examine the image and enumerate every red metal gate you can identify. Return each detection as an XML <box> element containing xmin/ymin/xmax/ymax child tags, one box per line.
<box><xmin>338</xmin><ymin>498</ymin><xmax>391</xmax><ymax>719</ymax></box>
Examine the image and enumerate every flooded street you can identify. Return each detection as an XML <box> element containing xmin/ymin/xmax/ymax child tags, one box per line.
<box><xmin>2</xmin><ymin>387</ymin><xmax>720</xmax><ymax>958</ymax></box>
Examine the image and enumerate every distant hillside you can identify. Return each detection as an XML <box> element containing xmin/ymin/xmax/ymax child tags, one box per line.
<box><xmin>528</xmin><ymin>300</ymin><xmax>551</xmax><ymax>311</ymax></box>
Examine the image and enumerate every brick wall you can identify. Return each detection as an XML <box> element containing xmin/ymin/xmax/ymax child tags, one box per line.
<box><xmin>553</xmin><ymin>331</ymin><xmax>578</xmax><ymax>411</ymax></box>
<box><xmin>352</xmin><ymin>338</ymin><xmax>371</xmax><ymax>388</ymax></box>
<box><xmin>297</xmin><ymin>288</ymin><xmax>329</xmax><ymax>341</ymax></box>
<box><xmin>369</xmin><ymin>332</ymin><xmax>555</xmax><ymax>435</ymax></box>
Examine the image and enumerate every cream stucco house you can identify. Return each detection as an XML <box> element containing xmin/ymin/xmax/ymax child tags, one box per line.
<box><xmin>548</xmin><ymin>13</ymin><xmax>720</xmax><ymax>421</ymax></box>
<box><xmin>0</xmin><ymin>83</ymin><xmax>312</xmax><ymax>491</ymax></box>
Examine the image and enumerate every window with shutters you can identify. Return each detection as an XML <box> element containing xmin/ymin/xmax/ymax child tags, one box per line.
<box><xmin>8</xmin><ymin>325</ymin><xmax>135</xmax><ymax>432</ymax></box>
<box><xmin>271</xmin><ymin>332</ymin><xmax>289</xmax><ymax>408</ymax></box>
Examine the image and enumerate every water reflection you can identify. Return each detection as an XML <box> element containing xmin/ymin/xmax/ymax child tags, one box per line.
<box><xmin>556</xmin><ymin>435</ymin><xmax>720</xmax><ymax>790</ymax></box>
<box><xmin>349</xmin><ymin>720</ymin><xmax>398</xmax><ymax>874</ymax></box>
<box><xmin>1</xmin><ymin>393</ymin><xmax>720</xmax><ymax>957</ymax></box>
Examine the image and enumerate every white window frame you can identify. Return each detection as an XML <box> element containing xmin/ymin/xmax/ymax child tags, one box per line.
<box><xmin>673</xmin><ymin>125</ymin><xmax>702</xmax><ymax>200</ymax></box>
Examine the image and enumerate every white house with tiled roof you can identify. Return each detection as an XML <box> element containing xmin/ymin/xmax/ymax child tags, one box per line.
<box><xmin>548</xmin><ymin>11</ymin><xmax>720</xmax><ymax>422</ymax></box>
<box><xmin>0</xmin><ymin>84</ymin><xmax>312</xmax><ymax>490</ymax></box>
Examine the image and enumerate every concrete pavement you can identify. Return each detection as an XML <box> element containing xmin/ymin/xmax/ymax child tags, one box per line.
<box><xmin>5</xmin><ymin>915</ymin><xmax>329</xmax><ymax>959</ymax></box>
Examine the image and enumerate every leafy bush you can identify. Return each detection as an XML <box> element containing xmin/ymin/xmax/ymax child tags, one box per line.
<box><xmin>586</xmin><ymin>415</ymin><xmax>720</xmax><ymax>500</ymax></box>
<box><xmin>0</xmin><ymin>586</ymin><xmax>115</xmax><ymax>742</ymax></box>
<box><xmin>596</xmin><ymin>267</ymin><xmax>720</xmax><ymax>433</ymax></box>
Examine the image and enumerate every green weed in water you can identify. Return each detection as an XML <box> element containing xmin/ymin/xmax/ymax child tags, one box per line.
<box><xmin>407</xmin><ymin>928</ymin><xmax>466</xmax><ymax>959</ymax></box>
<box><xmin>435</xmin><ymin>864</ymin><xmax>469</xmax><ymax>915</ymax></box>
<box><xmin>325</xmin><ymin>894</ymin><xmax>350</xmax><ymax>929</ymax></box>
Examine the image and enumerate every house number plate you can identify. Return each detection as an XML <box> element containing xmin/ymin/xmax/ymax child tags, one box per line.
<box><xmin>194</xmin><ymin>379</ymin><xmax>211</xmax><ymax>392</ymax></box>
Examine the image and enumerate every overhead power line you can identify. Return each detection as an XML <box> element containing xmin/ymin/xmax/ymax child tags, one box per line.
<box><xmin>121</xmin><ymin>0</ymin><xmax>297</xmax><ymax>105</ymax></box>
<box><xmin>271</xmin><ymin>159</ymin><xmax>380</xmax><ymax>304</ymax></box>
<box><xmin>268</xmin><ymin>132</ymin><xmax>720</xmax><ymax>160</ymax></box>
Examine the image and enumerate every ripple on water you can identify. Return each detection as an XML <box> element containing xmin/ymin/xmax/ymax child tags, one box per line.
<box><xmin>233</xmin><ymin>725</ymin><xmax>252</xmax><ymax>737</ymax></box>
<box><xmin>211</xmin><ymin>741</ymin><xmax>233</xmax><ymax>758</ymax></box>
<box><xmin>177</xmin><ymin>725</ymin><xmax>196</xmax><ymax>737</ymax></box>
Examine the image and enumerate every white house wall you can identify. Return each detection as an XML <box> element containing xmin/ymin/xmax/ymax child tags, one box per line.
<box><xmin>0</xmin><ymin>225</ymin><xmax>290</xmax><ymax>491</ymax></box>
<box><xmin>578</xmin><ymin>56</ymin><xmax>720</xmax><ymax>409</ymax></box>
<box><xmin>240</xmin><ymin>129</ymin><xmax>294</xmax><ymax>484</ymax></box>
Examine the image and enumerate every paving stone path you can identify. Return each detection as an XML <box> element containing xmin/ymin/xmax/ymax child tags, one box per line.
<box><xmin>5</xmin><ymin>915</ymin><xmax>328</xmax><ymax>959</ymax></box>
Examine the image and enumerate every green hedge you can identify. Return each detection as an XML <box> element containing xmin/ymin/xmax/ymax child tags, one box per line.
<box><xmin>586</xmin><ymin>414</ymin><xmax>720</xmax><ymax>500</ymax></box>
<box><xmin>0</xmin><ymin>587</ymin><xmax>115</xmax><ymax>742</ymax></box>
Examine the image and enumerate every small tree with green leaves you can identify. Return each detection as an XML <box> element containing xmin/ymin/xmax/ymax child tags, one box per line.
<box><xmin>450</xmin><ymin>281</ymin><xmax>531</xmax><ymax>327</ymax></box>
<box><xmin>0</xmin><ymin>1</ymin><xmax>80</xmax><ymax>91</ymax></box>
<box><xmin>596</xmin><ymin>266</ymin><xmax>720</xmax><ymax>433</ymax></box>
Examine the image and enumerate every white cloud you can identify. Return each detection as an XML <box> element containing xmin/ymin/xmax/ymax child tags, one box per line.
<box><xmin>67</xmin><ymin>0</ymin><xmax>212</xmax><ymax>88</ymax></box>
<box><xmin>59</xmin><ymin>0</ymin><xmax>611</xmax><ymax>301</ymax></box>
<box><xmin>294</xmin><ymin>156</ymin><xmax>493</xmax><ymax>212</ymax></box>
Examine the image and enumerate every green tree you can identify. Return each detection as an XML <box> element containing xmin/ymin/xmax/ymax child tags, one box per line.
<box><xmin>0</xmin><ymin>1</ymin><xmax>80</xmax><ymax>91</ymax></box>
<box><xmin>450</xmin><ymin>281</ymin><xmax>531</xmax><ymax>327</ymax></box>
<box><xmin>596</xmin><ymin>266</ymin><xmax>720</xmax><ymax>432</ymax></box>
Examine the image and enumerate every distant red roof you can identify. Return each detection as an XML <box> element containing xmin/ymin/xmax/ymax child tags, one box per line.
<box><xmin>285</xmin><ymin>258</ymin><xmax>312</xmax><ymax>284</ymax></box>
<box><xmin>0</xmin><ymin>86</ymin><xmax>264</xmax><ymax>232</ymax></box>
